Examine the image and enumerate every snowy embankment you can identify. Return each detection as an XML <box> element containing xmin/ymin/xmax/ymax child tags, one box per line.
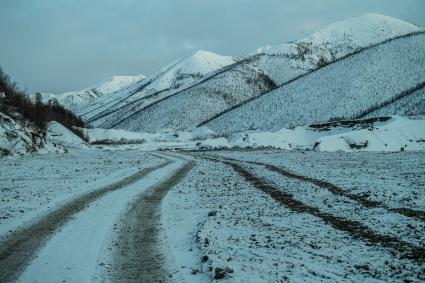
<box><xmin>46</xmin><ymin>121</ymin><xmax>88</xmax><ymax>149</ymax></box>
<box><xmin>200</xmin><ymin>116</ymin><xmax>425</xmax><ymax>152</ymax></box>
<box><xmin>0</xmin><ymin>112</ymin><xmax>64</xmax><ymax>157</ymax></box>
<box><xmin>76</xmin><ymin>116</ymin><xmax>425</xmax><ymax>152</ymax></box>
<box><xmin>0</xmin><ymin>111</ymin><xmax>91</xmax><ymax>157</ymax></box>
<box><xmin>316</xmin><ymin>116</ymin><xmax>425</xmax><ymax>152</ymax></box>
<box><xmin>80</xmin><ymin>126</ymin><xmax>216</xmax><ymax>150</ymax></box>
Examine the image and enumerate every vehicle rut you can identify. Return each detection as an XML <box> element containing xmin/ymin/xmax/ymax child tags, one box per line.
<box><xmin>210</xmin><ymin>154</ymin><xmax>425</xmax><ymax>222</ymax></box>
<box><xmin>107</xmin><ymin>160</ymin><xmax>195</xmax><ymax>282</ymax></box>
<box><xmin>0</xmin><ymin>158</ymin><xmax>171</xmax><ymax>283</ymax></box>
<box><xmin>195</xmin><ymin>154</ymin><xmax>425</xmax><ymax>262</ymax></box>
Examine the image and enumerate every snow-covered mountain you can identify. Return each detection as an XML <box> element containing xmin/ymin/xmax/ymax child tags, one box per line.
<box><xmin>87</xmin><ymin>13</ymin><xmax>422</xmax><ymax>133</ymax></box>
<box><xmin>205</xmin><ymin>33</ymin><xmax>425</xmax><ymax>134</ymax></box>
<box><xmin>39</xmin><ymin>74</ymin><xmax>146</xmax><ymax>112</ymax></box>
<box><xmin>80</xmin><ymin>50</ymin><xmax>236</xmax><ymax>128</ymax></box>
<box><xmin>72</xmin><ymin>14</ymin><xmax>424</xmax><ymax>134</ymax></box>
<box><xmin>252</xmin><ymin>13</ymin><xmax>423</xmax><ymax>85</ymax></box>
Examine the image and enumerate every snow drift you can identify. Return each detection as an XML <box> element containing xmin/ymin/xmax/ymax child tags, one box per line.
<box><xmin>200</xmin><ymin>116</ymin><xmax>425</xmax><ymax>152</ymax></box>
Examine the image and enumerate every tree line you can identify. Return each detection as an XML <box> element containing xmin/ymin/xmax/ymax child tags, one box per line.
<box><xmin>0</xmin><ymin>66</ymin><xmax>87</xmax><ymax>140</ymax></box>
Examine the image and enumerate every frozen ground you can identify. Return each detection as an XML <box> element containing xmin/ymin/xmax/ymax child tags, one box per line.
<box><xmin>0</xmin><ymin>148</ymin><xmax>163</xmax><ymax>238</ymax></box>
<box><xmin>163</xmin><ymin>150</ymin><xmax>425</xmax><ymax>282</ymax></box>
<box><xmin>0</xmin><ymin>148</ymin><xmax>424</xmax><ymax>282</ymax></box>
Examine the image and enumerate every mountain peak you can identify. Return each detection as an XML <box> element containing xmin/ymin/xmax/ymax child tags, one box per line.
<box><xmin>299</xmin><ymin>13</ymin><xmax>423</xmax><ymax>47</ymax></box>
<box><xmin>93</xmin><ymin>74</ymin><xmax>146</xmax><ymax>94</ymax></box>
<box><xmin>178</xmin><ymin>50</ymin><xmax>236</xmax><ymax>74</ymax></box>
<box><xmin>257</xmin><ymin>13</ymin><xmax>423</xmax><ymax>57</ymax></box>
<box><xmin>192</xmin><ymin>49</ymin><xmax>217</xmax><ymax>57</ymax></box>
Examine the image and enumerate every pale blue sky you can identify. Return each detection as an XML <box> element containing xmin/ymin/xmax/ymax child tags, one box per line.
<box><xmin>0</xmin><ymin>0</ymin><xmax>424</xmax><ymax>93</ymax></box>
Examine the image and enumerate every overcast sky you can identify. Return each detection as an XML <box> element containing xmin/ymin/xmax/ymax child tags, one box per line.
<box><xmin>0</xmin><ymin>0</ymin><xmax>424</xmax><ymax>93</ymax></box>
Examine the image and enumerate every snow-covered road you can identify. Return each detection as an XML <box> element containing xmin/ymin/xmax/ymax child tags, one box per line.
<box><xmin>1</xmin><ymin>148</ymin><xmax>424</xmax><ymax>282</ymax></box>
<box><xmin>0</xmin><ymin>150</ymin><xmax>194</xmax><ymax>282</ymax></box>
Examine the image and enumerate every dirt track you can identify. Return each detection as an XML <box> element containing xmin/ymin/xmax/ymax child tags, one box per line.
<box><xmin>0</xmin><ymin>159</ymin><xmax>170</xmax><ymax>283</ymax></box>
<box><xmin>106</xmin><ymin>160</ymin><xmax>195</xmax><ymax>282</ymax></box>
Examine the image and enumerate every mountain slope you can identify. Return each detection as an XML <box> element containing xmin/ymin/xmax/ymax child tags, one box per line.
<box><xmin>111</xmin><ymin>63</ymin><xmax>275</xmax><ymax>131</ymax></box>
<box><xmin>251</xmin><ymin>13</ymin><xmax>424</xmax><ymax>85</ymax></box>
<box><xmin>81</xmin><ymin>51</ymin><xmax>236</xmax><ymax>128</ymax></box>
<box><xmin>363</xmin><ymin>85</ymin><xmax>425</xmax><ymax>118</ymax></box>
<box><xmin>40</xmin><ymin>74</ymin><xmax>145</xmax><ymax>112</ymax></box>
<box><xmin>102</xmin><ymin>14</ymin><xmax>424</xmax><ymax>132</ymax></box>
<box><xmin>204</xmin><ymin>33</ymin><xmax>425</xmax><ymax>134</ymax></box>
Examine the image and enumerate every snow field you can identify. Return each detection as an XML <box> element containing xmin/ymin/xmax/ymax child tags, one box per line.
<box><xmin>161</xmin><ymin>153</ymin><xmax>425</xmax><ymax>282</ymax></box>
<box><xmin>216</xmin><ymin>150</ymin><xmax>425</xmax><ymax>211</ymax></box>
<box><xmin>240</xmin><ymin>161</ymin><xmax>424</xmax><ymax>246</ymax></box>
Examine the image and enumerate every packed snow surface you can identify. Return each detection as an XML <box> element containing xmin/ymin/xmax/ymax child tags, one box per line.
<box><xmin>0</xmin><ymin>149</ymin><xmax>163</xmax><ymax>238</ymax></box>
<box><xmin>16</xmin><ymin>154</ymin><xmax>185</xmax><ymax>283</ymax></box>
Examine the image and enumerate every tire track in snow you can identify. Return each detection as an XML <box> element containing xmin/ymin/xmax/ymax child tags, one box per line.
<box><xmin>0</xmin><ymin>157</ymin><xmax>171</xmax><ymax>283</ymax></box>
<box><xmin>107</xmin><ymin>159</ymin><xmax>195</xmax><ymax>282</ymax></box>
<box><xmin>194</xmin><ymin>153</ymin><xmax>425</xmax><ymax>262</ymax></box>
<box><xmin>208</xmin><ymin>154</ymin><xmax>425</xmax><ymax>222</ymax></box>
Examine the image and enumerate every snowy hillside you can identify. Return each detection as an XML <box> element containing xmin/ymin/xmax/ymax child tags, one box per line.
<box><xmin>252</xmin><ymin>13</ymin><xmax>423</xmax><ymax>85</ymax></box>
<box><xmin>205</xmin><ymin>33</ymin><xmax>425</xmax><ymax>134</ymax></box>
<box><xmin>111</xmin><ymin>62</ymin><xmax>275</xmax><ymax>131</ymax></box>
<box><xmin>81</xmin><ymin>50</ymin><xmax>236</xmax><ymax>128</ymax></box>
<box><xmin>39</xmin><ymin>74</ymin><xmax>145</xmax><ymax>112</ymax></box>
<box><xmin>0</xmin><ymin>112</ymin><xmax>63</xmax><ymax>156</ymax></box>
<box><xmin>86</xmin><ymin>13</ymin><xmax>424</xmax><ymax>133</ymax></box>
<box><xmin>364</xmin><ymin>85</ymin><xmax>425</xmax><ymax>118</ymax></box>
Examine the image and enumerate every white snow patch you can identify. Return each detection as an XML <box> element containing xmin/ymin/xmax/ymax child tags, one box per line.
<box><xmin>200</xmin><ymin>116</ymin><xmax>425</xmax><ymax>152</ymax></box>
<box><xmin>46</xmin><ymin>121</ymin><xmax>88</xmax><ymax>149</ymax></box>
<box><xmin>317</xmin><ymin>116</ymin><xmax>425</xmax><ymax>152</ymax></box>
